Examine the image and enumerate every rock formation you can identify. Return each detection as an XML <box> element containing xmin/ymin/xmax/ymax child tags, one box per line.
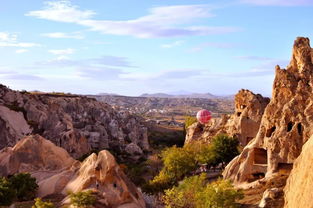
<box><xmin>185</xmin><ymin>89</ymin><xmax>269</xmax><ymax>146</ymax></box>
<box><xmin>0</xmin><ymin>85</ymin><xmax>149</xmax><ymax>161</ymax></box>
<box><xmin>283</xmin><ymin>134</ymin><xmax>313</xmax><ymax>208</ymax></box>
<box><xmin>223</xmin><ymin>37</ymin><xmax>313</xmax><ymax>184</ymax></box>
<box><xmin>0</xmin><ymin>135</ymin><xmax>145</xmax><ymax>208</ymax></box>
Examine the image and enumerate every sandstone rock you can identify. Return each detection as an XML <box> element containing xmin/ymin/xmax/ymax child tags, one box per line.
<box><xmin>223</xmin><ymin>37</ymin><xmax>313</xmax><ymax>184</ymax></box>
<box><xmin>185</xmin><ymin>89</ymin><xmax>269</xmax><ymax>146</ymax></box>
<box><xmin>0</xmin><ymin>135</ymin><xmax>146</xmax><ymax>208</ymax></box>
<box><xmin>284</xmin><ymin>134</ymin><xmax>313</xmax><ymax>208</ymax></box>
<box><xmin>63</xmin><ymin>150</ymin><xmax>145</xmax><ymax>208</ymax></box>
<box><xmin>259</xmin><ymin>188</ymin><xmax>280</xmax><ymax>208</ymax></box>
<box><xmin>0</xmin><ymin>134</ymin><xmax>75</xmax><ymax>176</ymax></box>
<box><xmin>0</xmin><ymin>105</ymin><xmax>31</xmax><ymax>148</ymax></box>
<box><xmin>0</xmin><ymin>86</ymin><xmax>149</xmax><ymax>161</ymax></box>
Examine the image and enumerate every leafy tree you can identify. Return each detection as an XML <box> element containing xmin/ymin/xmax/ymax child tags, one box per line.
<box><xmin>70</xmin><ymin>190</ymin><xmax>96</xmax><ymax>208</ymax></box>
<box><xmin>211</xmin><ymin>134</ymin><xmax>240</xmax><ymax>167</ymax></box>
<box><xmin>197</xmin><ymin>179</ymin><xmax>243</xmax><ymax>208</ymax></box>
<box><xmin>149</xmin><ymin>146</ymin><xmax>197</xmax><ymax>191</ymax></box>
<box><xmin>149</xmin><ymin>135</ymin><xmax>240</xmax><ymax>193</ymax></box>
<box><xmin>0</xmin><ymin>177</ymin><xmax>16</xmax><ymax>206</ymax></box>
<box><xmin>9</xmin><ymin>172</ymin><xmax>38</xmax><ymax>201</ymax></box>
<box><xmin>163</xmin><ymin>174</ymin><xmax>243</xmax><ymax>208</ymax></box>
<box><xmin>32</xmin><ymin>198</ymin><xmax>55</xmax><ymax>208</ymax></box>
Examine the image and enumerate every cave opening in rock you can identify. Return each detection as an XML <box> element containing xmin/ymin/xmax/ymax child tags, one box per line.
<box><xmin>287</xmin><ymin>122</ymin><xmax>293</xmax><ymax>132</ymax></box>
<box><xmin>241</xmin><ymin>105</ymin><xmax>247</xmax><ymax>109</ymax></box>
<box><xmin>252</xmin><ymin>172</ymin><xmax>265</xmax><ymax>179</ymax></box>
<box><xmin>237</xmin><ymin>112</ymin><xmax>241</xmax><ymax>116</ymax></box>
<box><xmin>266</xmin><ymin>126</ymin><xmax>276</xmax><ymax>137</ymax></box>
<box><xmin>297</xmin><ymin>123</ymin><xmax>303</xmax><ymax>135</ymax></box>
<box><xmin>253</xmin><ymin>148</ymin><xmax>267</xmax><ymax>165</ymax></box>
<box><xmin>277</xmin><ymin>163</ymin><xmax>293</xmax><ymax>171</ymax></box>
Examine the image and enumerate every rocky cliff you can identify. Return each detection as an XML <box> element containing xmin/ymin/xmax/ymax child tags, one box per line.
<box><xmin>0</xmin><ymin>135</ymin><xmax>145</xmax><ymax>208</ymax></box>
<box><xmin>0</xmin><ymin>86</ymin><xmax>149</xmax><ymax>160</ymax></box>
<box><xmin>185</xmin><ymin>89</ymin><xmax>269</xmax><ymax>146</ymax></box>
<box><xmin>283</xmin><ymin>134</ymin><xmax>313</xmax><ymax>208</ymax></box>
<box><xmin>223</xmin><ymin>37</ymin><xmax>313</xmax><ymax>184</ymax></box>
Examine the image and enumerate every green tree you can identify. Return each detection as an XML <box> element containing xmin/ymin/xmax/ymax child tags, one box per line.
<box><xmin>0</xmin><ymin>177</ymin><xmax>16</xmax><ymax>206</ymax></box>
<box><xmin>163</xmin><ymin>174</ymin><xmax>243</xmax><ymax>208</ymax></box>
<box><xmin>9</xmin><ymin>172</ymin><xmax>38</xmax><ymax>201</ymax></box>
<box><xmin>149</xmin><ymin>146</ymin><xmax>197</xmax><ymax>191</ymax></box>
<box><xmin>70</xmin><ymin>190</ymin><xmax>96</xmax><ymax>208</ymax></box>
<box><xmin>197</xmin><ymin>179</ymin><xmax>243</xmax><ymax>208</ymax></box>
<box><xmin>211</xmin><ymin>134</ymin><xmax>239</xmax><ymax>167</ymax></box>
<box><xmin>32</xmin><ymin>198</ymin><xmax>55</xmax><ymax>208</ymax></box>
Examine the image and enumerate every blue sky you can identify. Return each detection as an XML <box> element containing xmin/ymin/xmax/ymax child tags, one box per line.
<box><xmin>0</xmin><ymin>0</ymin><xmax>312</xmax><ymax>96</ymax></box>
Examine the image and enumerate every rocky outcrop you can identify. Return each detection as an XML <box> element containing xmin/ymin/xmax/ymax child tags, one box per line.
<box><xmin>223</xmin><ymin>37</ymin><xmax>313</xmax><ymax>184</ymax></box>
<box><xmin>0</xmin><ymin>85</ymin><xmax>149</xmax><ymax>160</ymax></box>
<box><xmin>185</xmin><ymin>89</ymin><xmax>269</xmax><ymax>146</ymax></box>
<box><xmin>0</xmin><ymin>135</ymin><xmax>145</xmax><ymax>208</ymax></box>
<box><xmin>283</xmin><ymin>134</ymin><xmax>313</xmax><ymax>208</ymax></box>
<box><xmin>62</xmin><ymin>150</ymin><xmax>145</xmax><ymax>208</ymax></box>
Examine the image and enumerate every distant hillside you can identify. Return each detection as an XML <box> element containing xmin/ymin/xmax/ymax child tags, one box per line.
<box><xmin>90</xmin><ymin>94</ymin><xmax>234</xmax><ymax>121</ymax></box>
<box><xmin>139</xmin><ymin>92</ymin><xmax>234</xmax><ymax>100</ymax></box>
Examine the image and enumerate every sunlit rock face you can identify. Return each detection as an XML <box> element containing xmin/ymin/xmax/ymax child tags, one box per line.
<box><xmin>284</xmin><ymin>134</ymin><xmax>313</xmax><ymax>208</ymax></box>
<box><xmin>0</xmin><ymin>135</ymin><xmax>146</xmax><ymax>208</ymax></box>
<box><xmin>223</xmin><ymin>37</ymin><xmax>313</xmax><ymax>184</ymax></box>
<box><xmin>185</xmin><ymin>89</ymin><xmax>269</xmax><ymax>146</ymax></box>
<box><xmin>0</xmin><ymin>85</ymin><xmax>149</xmax><ymax>161</ymax></box>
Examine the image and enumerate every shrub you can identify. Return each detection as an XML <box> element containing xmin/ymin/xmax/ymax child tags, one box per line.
<box><xmin>9</xmin><ymin>172</ymin><xmax>38</xmax><ymax>201</ymax></box>
<box><xmin>32</xmin><ymin>198</ymin><xmax>55</xmax><ymax>208</ymax></box>
<box><xmin>0</xmin><ymin>177</ymin><xmax>16</xmax><ymax>206</ymax></box>
<box><xmin>163</xmin><ymin>174</ymin><xmax>243</xmax><ymax>208</ymax></box>
<box><xmin>184</xmin><ymin>116</ymin><xmax>198</xmax><ymax>129</ymax></box>
<box><xmin>210</xmin><ymin>134</ymin><xmax>240</xmax><ymax>167</ymax></box>
<box><xmin>70</xmin><ymin>190</ymin><xmax>96</xmax><ymax>208</ymax></box>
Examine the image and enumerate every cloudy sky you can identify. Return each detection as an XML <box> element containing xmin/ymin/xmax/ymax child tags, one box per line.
<box><xmin>0</xmin><ymin>0</ymin><xmax>312</xmax><ymax>96</ymax></box>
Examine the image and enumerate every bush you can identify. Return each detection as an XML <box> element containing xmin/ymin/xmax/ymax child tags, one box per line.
<box><xmin>210</xmin><ymin>134</ymin><xmax>240</xmax><ymax>167</ymax></box>
<box><xmin>9</xmin><ymin>172</ymin><xmax>38</xmax><ymax>201</ymax></box>
<box><xmin>70</xmin><ymin>190</ymin><xmax>96</xmax><ymax>208</ymax></box>
<box><xmin>163</xmin><ymin>174</ymin><xmax>243</xmax><ymax>208</ymax></box>
<box><xmin>184</xmin><ymin>116</ymin><xmax>198</xmax><ymax>129</ymax></box>
<box><xmin>0</xmin><ymin>177</ymin><xmax>16</xmax><ymax>206</ymax></box>
<box><xmin>32</xmin><ymin>198</ymin><xmax>55</xmax><ymax>208</ymax></box>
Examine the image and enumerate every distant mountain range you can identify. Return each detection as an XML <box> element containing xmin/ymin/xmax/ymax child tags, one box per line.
<box><xmin>139</xmin><ymin>92</ymin><xmax>234</xmax><ymax>100</ymax></box>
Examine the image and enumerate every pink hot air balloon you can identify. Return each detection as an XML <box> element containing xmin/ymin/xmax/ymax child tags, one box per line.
<box><xmin>196</xmin><ymin>109</ymin><xmax>211</xmax><ymax>124</ymax></box>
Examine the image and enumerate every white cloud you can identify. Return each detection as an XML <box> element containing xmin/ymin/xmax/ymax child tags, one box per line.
<box><xmin>161</xmin><ymin>40</ymin><xmax>184</xmax><ymax>48</ymax></box>
<box><xmin>27</xmin><ymin>1</ymin><xmax>238</xmax><ymax>38</ymax></box>
<box><xmin>0</xmin><ymin>32</ymin><xmax>40</xmax><ymax>48</ymax></box>
<box><xmin>240</xmin><ymin>0</ymin><xmax>313</xmax><ymax>6</ymax></box>
<box><xmin>16</xmin><ymin>49</ymin><xmax>29</xmax><ymax>54</ymax></box>
<box><xmin>0</xmin><ymin>32</ymin><xmax>17</xmax><ymax>42</ymax></box>
<box><xmin>41</xmin><ymin>32</ymin><xmax>84</xmax><ymax>39</ymax></box>
<box><xmin>26</xmin><ymin>1</ymin><xmax>95</xmax><ymax>23</ymax></box>
<box><xmin>48</xmin><ymin>48</ymin><xmax>75</xmax><ymax>55</ymax></box>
